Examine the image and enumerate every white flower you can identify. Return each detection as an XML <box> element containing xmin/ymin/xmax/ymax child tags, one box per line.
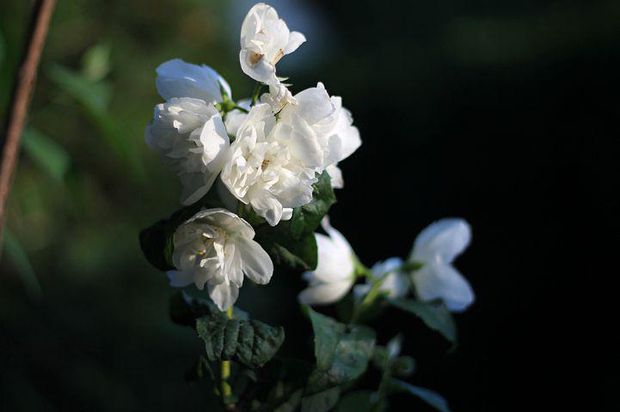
<box><xmin>220</xmin><ymin>103</ymin><xmax>317</xmax><ymax>226</ymax></box>
<box><xmin>145</xmin><ymin>98</ymin><xmax>230</xmax><ymax>205</ymax></box>
<box><xmin>409</xmin><ymin>218</ymin><xmax>475</xmax><ymax>312</ymax></box>
<box><xmin>260</xmin><ymin>82</ymin><xmax>297</xmax><ymax>112</ymax></box>
<box><xmin>298</xmin><ymin>218</ymin><xmax>356</xmax><ymax>305</ymax></box>
<box><xmin>354</xmin><ymin>257</ymin><xmax>409</xmax><ymax>299</ymax></box>
<box><xmin>167</xmin><ymin>208</ymin><xmax>274</xmax><ymax>311</ymax></box>
<box><xmin>224</xmin><ymin>98</ymin><xmax>252</xmax><ymax>137</ymax></box>
<box><xmin>326</xmin><ymin>164</ymin><xmax>344</xmax><ymax>189</ymax></box>
<box><xmin>239</xmin><ymin>3</ymin><xmax>306</xmax><ymax>84</ymax></box>
<box><xmin>156</xmin><ymin>59</ymin><xmax>231</xmax><ymax>103</ymax></box>
<box><xmin>276</xmin><ymin>82</ymin><xmax>361</xmax><ymax>171</ymax></box>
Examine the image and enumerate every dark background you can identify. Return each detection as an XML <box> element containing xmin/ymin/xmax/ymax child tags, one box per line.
<box><xmin>1</xmin><ymin>0</ymin><xmax>618</xmax><ymax>410</ymax></box>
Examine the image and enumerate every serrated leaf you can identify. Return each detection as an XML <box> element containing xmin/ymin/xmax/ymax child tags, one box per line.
<box><xmin>305</xmin><ymin>306</ymin><xmax>375</xmax><ymax>393</ymax></box>
<box><xmin>22</xmin><ymin>128</ymin><xmax>70</xmax><ymax>182</ymax></box>
<box><xmin>388</xmin><ymin>379</ymin><xmax>451</xmax><ymax>412</ymax></box>
<box><xmin>301</xmin><ymin>387</ymin><xmax>340</xmax><ymax>412</ymax></box>
<box><xmin>196</xmin><ymin>314</ymin><xmax>285</xmax><ymax>369</ymax></box>
<box><xmin>389</xmin><ymin>299</ymin><xmax>457</xmax><ymax>343</ymax></box>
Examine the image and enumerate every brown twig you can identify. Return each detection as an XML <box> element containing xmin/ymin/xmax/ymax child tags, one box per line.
<box><xmin>0</xmin><ymin>0</ymin><xmax>57</xmax><ymax>248</ymax></box>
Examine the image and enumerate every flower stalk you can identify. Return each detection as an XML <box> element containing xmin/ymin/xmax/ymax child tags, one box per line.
<box><xmin>221</xmin><ymin>306</ymin><xmax>234</xmax><ymax>409</ymax></box>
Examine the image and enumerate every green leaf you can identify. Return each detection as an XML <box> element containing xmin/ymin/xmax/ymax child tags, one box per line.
<box><xmin>252</xmin><ymin>171</ymin><xmax>335</xmax><ymax>271</ymax></box>
<box><xmin>139</xmin><ymin>216</ymin><xmax>176</xmax><ymax>271</ymax></box>
<box><xmin>2</xmin><ymin>229</ymin><xmax>42</xmax><ymax>300</ymax></box>
<box><xmin>81</xmin><ymin>44</ymin><xmax>111</xmax><ymax>82</ymax></box>
<box><xmin>256</xmin><ymin>358</ymin><xmax>314</xmax><ymax>412</ymax></box>
<box><xmin>336</xmin><ymin>390</ymin><xmax>386</xmax><ymax>412</ymax></box>
<box><xmin>48</xmin><ymin>64</ymin><xmax>110</xmax><ymax>111</ymax></box>
<box><xmin>272</xmin><ymin>389</ymin><xmax>303</xmax><ymax>412</ymax></box>
<box><xmin>389</xmin><ymin>299</ymin><xmax>457</xmax><ymax>343</ymax></box>
<box><xmin>289</xmin><ymin>171</ymin><xmax>336</xmax><ymax>239</ymax></box>
<box><xmin>301</xmin><ymin>387</ymin><xmax>340</xmax><ymax>412</ymax></box>
<box><xmin>305</xmin><ymin>306</ymin><xmax>376</xmax><ymax>393</ymax></box>
<box><xmin>388</xmin><ymin>379</ymin><xmax>451</xmax><ymax>412</ymax></box>
<box><xmin>22</xmin><ymin>128</ymin><xmax>70</xmax><ymax>182</ymax></box>
<box><xmin>139</xmin><ymin>192</ymin><xmax>224</xmax><ymax>271</ymax></box>
<box><xmin>170</xmin><ymin>290</ymin><xmax>248</xmax><ymax>326</ymax></box>
<box><xmin>195</xmin><ymin>312</ymin><xmax>285</xmax><ymax>369</ymax></box>
<box><xmin>254</xmin><ymin>227</ymin><xmax>317</xmax><ymax>271</ymax></box>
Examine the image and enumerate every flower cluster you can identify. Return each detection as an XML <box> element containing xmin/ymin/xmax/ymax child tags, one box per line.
<box><xmin>141</xmin><ymin>3</ymin><xmax>477</xmax><ymax>410</ymax></box>
<box><xmin>144</xmin><ymin>3</ymin><xmax>360</xmax><ymax>310</ymax></box>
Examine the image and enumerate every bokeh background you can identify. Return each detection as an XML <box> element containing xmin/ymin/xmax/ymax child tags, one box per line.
<box><xmin>1</xmin><ymin>0</ymin><xmax>619</xmax><ymax>410</ymax></box>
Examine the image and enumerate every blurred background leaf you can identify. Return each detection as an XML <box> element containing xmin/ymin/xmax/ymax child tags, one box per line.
<box><xmin>22</xmin><ymin>127</ymin><xmax>70</xmax><ymax>182</ymax></box>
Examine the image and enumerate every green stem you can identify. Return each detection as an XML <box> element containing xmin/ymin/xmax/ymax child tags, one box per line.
<box><xmin>221</xmin><ymin>307</ymin><xmax>234</xmax><ymax>410</ymax></box>
<box><xmin>251</xmin><ymin>81</ymin><xmax>263</xmax><ymax>104</ymax></box>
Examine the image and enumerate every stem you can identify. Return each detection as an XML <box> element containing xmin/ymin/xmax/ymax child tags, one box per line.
<box><xmin>221</xmin><ymin>306</ymin><xmax>235</xmax><ymax>410</ymax></box>
<box><xmin>0</xmin><ymin>0</ymin><xmax>57</xmax><ymax>250</ymax></box>
<box><xmin>251</xmin><ymin>82</ymin><xmax>263</xmax><ymax>104</ymax></box>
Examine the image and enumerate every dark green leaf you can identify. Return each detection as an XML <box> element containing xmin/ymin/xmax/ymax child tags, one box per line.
<box><xmin>22</xmin><ymin>128</ymin><xmax>70</xmax><ymax>182</ymax></box>
<box><xmin>256</xmin><ymin>358</ymin><xmax>314</xmax><ymax>412</ymax></box>
<box><xmin>3</xmin><ymin>229</ymin><xmax>42</xmax><ymax>300</ymax></box>
<box><xmin>289</xmin><ymin>171</ymin><xmax>336</xmax><ymax>239</ymax></box>
<box><xmin>301</xmin><ymin>387</ymin><xmax>340</xmax><ymax>412</ymax></box>
<box><xmin>252</xmin><ymin>171</ymin><xmax>335</xmax><ymax>272</ymax></box>
<box><xmin>305</xmin><ymin>306</ymin><xmax>375</xmax><ymax>393</ymax></box>
<box><xmin>389</xmin><ymin>379</ymin><xmax>451</xmax><ymax>412</ymax></box>
<box><xmin>255</xmin><ymin>228</ymin><xmax>317</xmax><ymax>271</ymax></box>
<box><xmin>336</xmin><ymin>390</ymin><xmax>386</xmax><ymax>412</ymax></box>
<box><xmin>139</xmin><ymin>191</ymin><xmax>225</xmax><ymax>271</ymax></box>
<box><xmin>389</xmin><ymin>299</ymin><xmax>457</xmax><ymax>343</ymax></box>
<box><xmin>272</xmin><ymin>389</ymin><xmax>303</xmax><ymax>412</ymax></box>
<box><xmin>196</xmin><ymin>313</ymin><xmax>285</xmax><ymax>369</ymax></box>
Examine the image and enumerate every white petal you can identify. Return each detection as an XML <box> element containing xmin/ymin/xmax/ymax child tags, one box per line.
<box><xmin>311</xmin><ymin>232</ymin><xmax>354</xmax><ymax>283</ymax></box>
<box><xmin>284</xmin><ymin>31</ymin><xmax>306</xmax><ymax>54</ymax></box>
<box><xmin>281</xmin><ymin>208</ymin><xmax>293</xmax><ymax>221</ymax></box>
<box><xmin>237</xmin><ymin>237</ymin><xmax>274</xmax><ymax>285</ymax></box>
<box><xmin>411</xmin><ymin>218</ymin><xmax>472</xmax><ymax>264</ymax></box>
<box><xmin>321</xmin><ymin>217</ymin><xmax>354</xmax><ymax>259</ymax></box>
<box><xmin>156</xmin><ymin>59</ymin><xmax>227</xmax><ymax>103</ymax></box>
<box><xmin>199</xmin><ymin>115</ymin><xmax>229</xmax><ymax>172</ymax></box>
<box><xmin>188</xmin><ymin>208</ymin><xmax>255</xmax><ymax>239</ymax></box>
<box><xmin>239</xmin><ymin>50</ymin><xmax>277</xmax><ymax>84</ymax></box>
<box><xmin>298</xmin><ymin>279</ymin><xmax>353</xmax><ymax>306</ymax></box>
<box><xmin>250</xmin><ymin>193</ymin><xmax>284</xmax><ymax>227</ymax></box>
<box><xmin>208</xmin><ymin>281</ymin><xmax>239</xmax><ymax>311</ymax></box>
<box><xmin>326</xmin><ymin>164</ymin><xmax>344</xmax><ymax>189</ymax></box>
<box><xmin>412</xmin><ymin>263</ymin><xmax>475</xmax><ymax>312</ymax></box>
<box><xmin>166</xmin><ymin>270</ymin><xmax>195</xmax><ymax>288</ymax></box>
